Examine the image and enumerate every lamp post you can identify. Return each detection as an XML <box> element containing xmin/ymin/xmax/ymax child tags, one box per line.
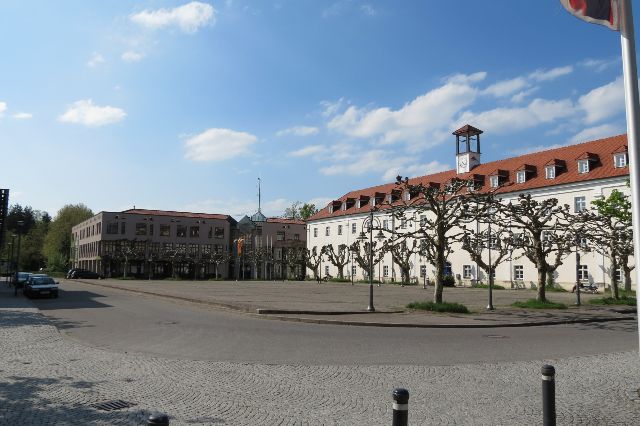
<box><xmin>8</xmin><ymin>238</ymin><xmax>14</xmax><ymax>286</ymax></box>
<box><xmin>486</xmin><ymin>220</ymin><xmax>494</xmax><ymax>311</ymax></box>
<box><xmin>14</xmin><ymin>220</ymin><xmax>24</xmax><ymax>296</ymax></box>
<box><xmin>575</xmin><ymin>235</ymin><xmax>582</xmax><ymax>306</ymax></box>
<box><xmin>357</xmin><ymin>208</ymin><xmax>385</xmax><ymax>312</ymax></box>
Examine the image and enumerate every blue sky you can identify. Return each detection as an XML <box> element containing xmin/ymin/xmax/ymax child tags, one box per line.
<box><xmin>0</xmin><ymin>1</ymin><xmax>633</xmax><ymax>219</ymax></box>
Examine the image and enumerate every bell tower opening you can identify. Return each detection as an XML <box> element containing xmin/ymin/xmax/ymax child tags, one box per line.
<box><xmin>453</xmin><ymin>124</ymin><xmax>482</xmax><ymax>174</ymax></box>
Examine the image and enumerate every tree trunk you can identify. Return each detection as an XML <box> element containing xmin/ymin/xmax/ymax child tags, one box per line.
<box><xmin>623</xmin><ymin>265</ymin><xmax>632</xmax><ymax>294</ymax></box>
<box><xmin>433</xmin><ymin>249</ymin><xmax>445</xmax><ymax>304</ymax></box>
<box><xmin>336</xmin><ymin>265</ymin><xmax>344</xmax><ymax>280</ymax></box>
<box><xmin>536</xmin><ymin>267</ymin><xmax>547</xmax><ymax>302</ymax></box>
<box><xmin>401</xmin><ymin>267</ymin><xmax>410</xmax><ymax>284</ymax></box>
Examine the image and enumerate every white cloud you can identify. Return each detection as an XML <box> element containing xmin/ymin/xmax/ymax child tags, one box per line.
<box><xmin>510</xmin><ymin>87</ymin><xmax>539</xmax><ymax>103</ymax></box>
<box><xmin>382</xmin><ymin>160</ymin><xmax>450</xmax><ymax>182</ymax></box>
<box><xmin>130</xmin><ymin>1</ymin><xmax>215</xmax><ymax>33</ymax></box>
<box><xmin>577</xmin><ymin>76</ymin><xmax>625</xmax><ymax>124</ymax></box>
<box><xmin>307</xmin><ymin>197</ymin><xmax>333</xmax><ymax>209</ymax></box>
<box><xmin>0</xmin><ymin>101</ymin><xmax>6</xmax><ymax>116</ymax></box>
<box><xmin>276</xmin><ymin>126</ymin><xmax>319</xmax><ymax>137</ymax></box>
<box><xmin>361</xmin><ymin>4</ymin><xmax>377</xmax><ymax>16</ymax></box>
<box><xmin>13</xmin><ymin>112</ymin><xmax>32</xmax><ymax>120</ymax></box>
<box><xmin>327</xmin><ymin>81</ymin><xmax>478</xmax><ymax>148</ymax></box>
<box><xmin>444</xmin><ymin>72</ymin><xmax>487</xmax><ymax>85</ymax></box>
<box><xmin>183</xmin><ymin>128</ymin><xmax>258</xmax><ymax>162</ymax></box>
<box><xmin>320</xmin><ymin>150</ymin><xmax>389</xmax><ymax>176</ymax></box>
<box><xmin>580</xmin><ymin>58</ymin><xmax>619</xmax><ymax>72</ymax></box>
<box><xmin>569</xmin><ymin>123</ymin><xmax>624</xmax><ymax>143</ymax></box>
<box><xmin>183</xmin><ymin>196</ymin><xmax>290</xmax><ymax>218</ymax></box>
<box><xmin>288</xmin><ymin>145</ymin><xmax>325</xmax><ymax>157</ymax></box>
<box><xmin>320</xmin><ymin>98</ymin><xmax>347</xmax><ymax>117</ymax></box>
<box><xmin>457</xmin><ymin>98</ymin><xmax>575</xmax><ymax>134</ymax></box>
<box><xmin>508</xmin><ymin>143</ymin><xmax>568</xmax><ymax>156</ymax></box>
<box><xmin>529</xmin><ymin>66</ymin><xmax>573</xmax><ymax>81</ymax></box>
<box><xmin>483</xmin><ymin>77</ymin><xmax>528</xmax><ymax>97</ymax></box>
<box><xmin>121</xmin><ymin>51</ymin><xmax>144</xmax><ymax>62</ymax></box>
<box><xmin>58</xmin><ymin>100</ymin><xmax>126</xmax><ymax>127</ymax></box>
<box><xmin>86</xmin><ymin>52</ymin><xmax>105</xmax><ymax>68</ymax></box>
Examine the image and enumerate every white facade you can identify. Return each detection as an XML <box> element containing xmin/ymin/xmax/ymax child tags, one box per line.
<box><xmin>307</xmin><ymin>129</ymin><xmax>635</xmax><ymax>291</ymax></box>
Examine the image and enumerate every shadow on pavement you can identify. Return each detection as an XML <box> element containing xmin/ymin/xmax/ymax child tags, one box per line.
<box><xmin>33</xmin><ymin>290</ymin><xmax>112</xmax><ymax>311</ymax></box>
<box><xmin>0</xmin><ymin>310</ymin><xmax>90</xmax><ymax>331</ymax></box>
<box><xmin>575</xmin><ymin>320</ymin><xmax>638</xmax><ymax>332</ymax></box>
<box><xmin>0</xmin><ymin>376</ymin><xmax>148</xmax><ymax>424</ymax></box>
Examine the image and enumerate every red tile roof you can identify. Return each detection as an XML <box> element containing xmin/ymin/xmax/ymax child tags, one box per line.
<box><xmin>309</xmin><ymin>134</ymin><xmax>629</xmax><ymax>221</ymax></box>
<box><xmin>122</xmin><ymin>209</ymin><xmax>232</xmax><ymax>221</ymax></box>
<box><xmin>267</xmin><ymin>217</ymin><xmax>306</xmax><ymax>225</ymax></box>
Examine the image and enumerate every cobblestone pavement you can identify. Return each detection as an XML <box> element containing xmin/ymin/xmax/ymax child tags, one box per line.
<box><xmin>2</xmin><ymin>294</ymin><xmax>640</xmax><ymax>425</ymax></box>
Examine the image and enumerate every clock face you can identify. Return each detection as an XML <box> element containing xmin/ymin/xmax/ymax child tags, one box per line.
<box><xmin>458</xmin><ymin>157</ymin><xmax>468</xmax><ymax>168</ymax></box>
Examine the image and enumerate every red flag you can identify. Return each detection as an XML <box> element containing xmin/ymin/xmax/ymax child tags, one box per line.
<box><xmin>559</xmin><ymin>0</ymin><xmax>621</xmax><ymax>31</ymax></box>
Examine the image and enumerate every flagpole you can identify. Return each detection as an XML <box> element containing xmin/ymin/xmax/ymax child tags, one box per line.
<box><xmin>619</xmin><ymin>0</ymin><xmax>640</xmax><ymax>353</ymax></box>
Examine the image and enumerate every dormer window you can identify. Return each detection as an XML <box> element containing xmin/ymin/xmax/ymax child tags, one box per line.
<box><xmin>577</xmin><ymin>160</ymin><xmax>590</xmax><ymax>174</ymax></box>
<box><xmin>614</xmin><ymin>152</ymin><xmax>628</xmax><ymax>168</ymax></box>
<box><xmin>490</xmin><ymin>176</ymin><xmax>499</xmax><ymax>188</ymax></box>
<box><xmin>516</xmin><ymin>171</ymin><xmax>526</xmax><ymax>184</ymax></box>
<box><xmin>489</xmin><ymin>169</ymin><xmax>508</xmax><ymax>188</ymax></box>
<box><xmin>545</xmin><ymin>166</ymin><xmax>556</xmax><ymax>179</ymax></box>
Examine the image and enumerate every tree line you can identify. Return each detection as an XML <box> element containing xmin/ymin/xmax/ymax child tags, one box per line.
<box><xmin>1</xmin><ymin>203</ymin><xmax>93</xmax><ymax>273</ymax></box>
<box><xmin>306</xmin><ymin>177</ymin><xmax>634</xmax><ymax>303</ymax></box>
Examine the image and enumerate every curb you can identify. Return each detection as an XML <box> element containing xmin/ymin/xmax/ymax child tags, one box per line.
<box><xmin>71</xmin><ymin>279</ymin><xmax>637</xmax><ymax>329</ymax></box>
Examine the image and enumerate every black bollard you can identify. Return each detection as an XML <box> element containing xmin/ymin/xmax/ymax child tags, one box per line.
<box><xmin>148</xmin><ymin>413</ymin><xmax>169</xmax><ymax>425</ymax></box>
<box><xmin>392</xmin><ymin>388</ymin><xmax>409</xmax><ymax>426</ymax></box>
<box><xmin>541</xmin><ymin>365</ymin><xmax>556</xmax><ymax>426</ymax></box>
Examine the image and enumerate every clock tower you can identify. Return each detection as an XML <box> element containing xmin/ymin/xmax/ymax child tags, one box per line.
<box><xmin>454</xmin><ymin>124</ymin><xmax>482</xmax><ymax>174</ymax></box>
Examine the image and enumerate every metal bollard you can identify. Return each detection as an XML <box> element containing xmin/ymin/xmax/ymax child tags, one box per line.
<box><xmin>147</xmin><ymin>413</ymin><xmax>169</xmax><ymax>425</ymax></box>
<box><xmin>392</xmin><ymin>388</ymin><xmax>409</xmax><ymax>426</ymax></box>
<box><xmin>541</xmin><ymin>365</ymin><xmax>556</xmax><ymax>426</ymax></box>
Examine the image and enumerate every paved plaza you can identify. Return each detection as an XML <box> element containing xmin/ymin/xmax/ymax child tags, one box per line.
<box><xmin>1</xmin><ymin>280</ymin><xmax>639</xmax><ymax>425</ymax></box>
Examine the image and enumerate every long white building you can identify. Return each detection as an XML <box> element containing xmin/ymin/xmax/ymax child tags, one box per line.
<box><xmin>307</xmin><ymin>125</ymin><xmax>634</xmax><ymax>290</ymax></box>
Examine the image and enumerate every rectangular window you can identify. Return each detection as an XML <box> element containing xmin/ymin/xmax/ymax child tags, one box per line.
<box><xmin>352</xmin><ymin>265</ymin><xmax>357</xmax><ymax>276</ymax></box>
<box><xmin>383</xmin><ymin>265</ymin><xmax>389</xmax><ymax>277</ymax></box>
<box><xmin>97</xmin><ymin>223</ymin><xmax>102</xmax><ymax>234</ymax></box>
<box><xmin>338</xmin><ymin>225</ymin><xmax>343</xmax><ymax>235</ymax></box>
<box><xmin>256</xmin><ymin>226</ymin><xmax>262</xmax><ymax>236</ymax></box>
<box><xmin>578</xmin><ymin>265</ymin><xmax>588</xmax><ymax>281</ymax></box>
<box><xmin>160</xmin><ymin>224</ymin><xmax>170</xmax><ymax>236</ymax></box>
<box><xmin>383</xmin><ymin>220</ymin><xmax>389</xmax><ymax>230</ymax></box>
<box><xmin>325</xmin><ymin>265</ymin><xmax>329</xmax><ymax>276</ymax></box>
<box><xmin>351</xmin><ymin>222</ymin><xmax>357</xmax><ymax>234</ymax></box>
<box><xmin>545</xmin><ymin>166</ymin><xmax>556</xmax><ymax>179</ymax></box>
<box><xmin>136</xmin><ymin>223</ymin><xmax>147</xmax><ymax>236</ymax></box>
<box><xmin>420</xmin><ymin>265</ymin><xmax>427</xmax><ymax>277</ymax></box>
<box><xmin>313</xmin><ymin>228</ymin><xmax>318</xmax><ymax>238</ymax></box>
<box><xmin>463</xmin><ymin>265</ymin><xmax>472</xmax><ymax>279</ymax></box>
<box><xmin>120</xmin><ymin>222</ymin><xmax>126</xmax><ymax>235</ymax></box>
<box><xmin>419</xmin><ymin>215</ymin><xmax>426</xmax><ymax>227</ymax></box>
<box><xmin>614</xmin><ymin>153</ymin><xmax>627</xmax><ymax>168</ymax></box>
<box><xmin>578</xmin><ymin>160</ymin><xmax>590</xmax><ymax>174</ymax></box>
<box><xmin>615</xmin><ymin>267</ymin><xmax>622</xmax><ymax>282</ymax></box>
<box><xmin>189</xmin><ymin>244</ymin><xmax>199</xmax><ymax>256</ymax></box>
<box><xmin>400</xmin><ymin>218</ymin><xmax>407</xmax><ymax>229</ymax></box>
<box><xmin>516</xmin><ymin>171</ymin><xmax>526</xmax><ymax>184</ymax></box>
<box><xmin>490</xmin><ymin>175</ymin><xmax>499</xmax><ymax>188</ymax></box>
<box><xmin>177</xmin><ymin>225</ymin><xmax>187</xmax><ymax>237</ymax></box>
<box><xmin>574</xmin><ymin>196</ymin><xmax>587</xmax><ymax>213</ymax></box>
<box><xmin>190</xmin><ymin>226</ymin><xmax>200</xmax><ymax>238</ymax></box>
<box><xmin>277</xmin><ymin>231</ymin><xmax>285</xmax><ymax>241</ymax></box>
<box><xmin>514</xmin><ymin>265</ymin><xmax>524</xmax><ymax>281</ymax></box>
<box><xmin>149</xmin><ymin>224</ymin><xmax>153</xmax><ymax>236</ymax></box>
<box><xmin>214</xmin><ymin>244</ymin><xmax>223</xmax><ymax>253</ymax></box>
<box><xmin>325</xmin><ymin>226</ymin><xmax>330</xmax><ymax>236</ymax></box>
<box><xmin>214</xmin><ymin>227</ymin><xmax>224</xmax><ymax>238</ymax></box>
<box><xmin>163</xmin><ymin>243</ymin><xmax>173</xmax><ymax>251</ymax></box>
<box><xmin>294</xmin><ymin>234</ymin><xmax>300</xmax><ymax>240</ymax></box>
<box><xmin>106</xmin><ymin>222</ymin><xmax>118</xmax><ymax>234</ymax></box>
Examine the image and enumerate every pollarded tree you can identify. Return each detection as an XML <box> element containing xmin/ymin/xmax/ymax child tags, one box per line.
<box><xmin>324</xmin><ymin>243</ymin><xmax>350</xmax><ymax>280</ymax></box>
<box><xmin>349</xmin><ymin>240</ymin><xmax>386</xmax><ymax>283</ymax></box>
<box><xmin>113</xmin><ymin>240</ymin><xmax>145</xmax><ymax>278</ymax></box>
<box><xmin>389</xmin><ymin>176</ymin><xmax>473</xmax><ymax>303</ymax></box>
<box><xmin>500</xmin><ymin>194</ymin><xmax>574</xmax><ymax>302</ymax></box>
<box><xmin>461</xmin><ymin>194</ymin><xmax>512</xmax><ymax>290</ymax></box>
<box><xmin>282</xmin><ymin>246</ymin><xmax>306</xmax><ymax>280</ymax></box>
<box><xmin>305</xmin><ymin>246</ymin><xmax>324</xmax><ymax>282</ymax></box>
<box><xmin>588</xmin><ymin>189</ymin><xmax>634</xmax><ymax>297</ymax></box>
<box><xmin>385</xmin><ymin>238</ymin><xmax>419</xmax><ymax>284</ymax></box>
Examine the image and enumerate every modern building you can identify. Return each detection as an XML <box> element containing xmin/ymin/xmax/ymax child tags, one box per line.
<box><xmin>71</xmin><ymin>207</ymin><xmax>306</xmax><ymax>280</ymax></box>
<box><xmin>307</xmin><ymin>125</ymin><xmax>635</xmax><ymax>290</ymax></box>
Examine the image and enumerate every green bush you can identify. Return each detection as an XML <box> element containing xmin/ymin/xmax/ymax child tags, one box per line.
<box><xmin>406</xmin><ymin>301</ymin><xmax>469</xmax><ymax>313</ymax></box>
<box><xmin>589</xmin><ymin>296</ymin><xmax>636</xmax><ymax>306</ymax></box>
<box><xmin>473</xmin><ymin>283</ymin><xmax>505</xmax><ymax>290</ymax></box>
<box><xmin>442</xmin><ymin>275</ymin><xmax>455</xmax><ymax>287</ymax></box>
<box><xmin>545</xmin><ymin>285</ymin><xmax>568</xmax><ymax>293</ymax></box>
<box><xmin>512</xmin><ymin>299</ymin><xmax>567</xmax><ymax>309</ymax></box>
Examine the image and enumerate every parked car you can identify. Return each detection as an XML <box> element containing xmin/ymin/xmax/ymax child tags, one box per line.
<box><xmin>68</xmin><ymin>268</ymin><xmax>101</xmax><ymax>279</ymax></box>
<box><xmin>24</xmin><ymin>276</ymin><xmax>59</xmax><ymax>298</ymax></box>
<box><xmin>15</xmin><ymin>272</ymin><xmax>32</xmax><ymax>289</ymax></box>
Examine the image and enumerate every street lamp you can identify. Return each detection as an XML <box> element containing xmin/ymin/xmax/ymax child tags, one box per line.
<box><xmin>14</xmin><ymin>220</ymin><xmax>24</xmax><ymax>296</ymax></box>
<box><xmin>357</xmin><ymin>208</ymin><xmax>385</xmax><ymax>312</ymax></box>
